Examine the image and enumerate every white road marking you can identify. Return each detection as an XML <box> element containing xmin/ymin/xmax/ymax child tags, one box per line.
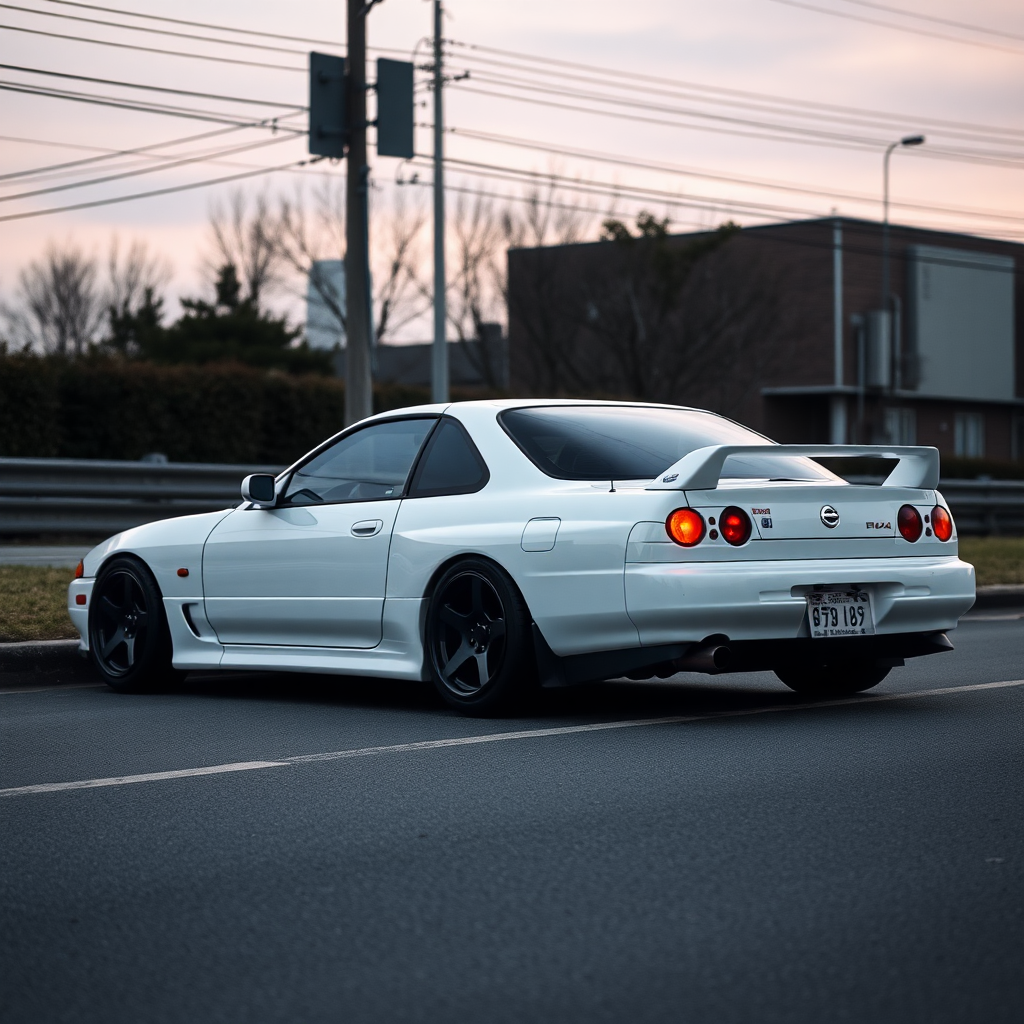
<box><xmin>0</xmin><ymin>683</ymin><xmax>105</xmax><ymax>696</ymax></box>
<box><xmin>0</xmin><ymin>761</ymin><xmax>289</xmax><ymax>797</ymax></box>
<box><xmin>2</xmin><ymin>678</ymin><xmax>1023</xmax><ymax>799</ymax></box>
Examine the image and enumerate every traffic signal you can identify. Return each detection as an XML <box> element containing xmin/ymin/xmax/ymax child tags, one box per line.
<box><xmin>308</xmin><ymin>52</ymin><xmax>347</xmax><ymax>158</ymax></box>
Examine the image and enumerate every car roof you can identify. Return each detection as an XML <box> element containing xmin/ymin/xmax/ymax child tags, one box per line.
<box><xmin>354</xmin><ymin>398</ymin><xmax>710</xmax><ymax>427</ymax></box>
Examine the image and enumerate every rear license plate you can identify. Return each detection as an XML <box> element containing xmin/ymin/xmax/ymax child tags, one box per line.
<box><xmin>806</xmin><ymin>589</ymin><xmax>874</xmax><ymax>638</ymax></box>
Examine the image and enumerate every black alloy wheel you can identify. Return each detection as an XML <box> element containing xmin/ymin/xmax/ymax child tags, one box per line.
<box><xmin>426</xmin><ymin>558</ymin><xmax>536</xmax><ymax>715</ymax></box>
<box><xmin>89</xmin><ymin>556</ymin><xmax>179</xmax><ymax>692</ymax></box>
<box><xmin>774</xmin><ymin>660</ymin><xmax>891</xmax><ymax>698</ymax></box>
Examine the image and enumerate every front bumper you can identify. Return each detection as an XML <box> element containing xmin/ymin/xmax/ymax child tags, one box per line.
<box><xmin>624</xmin><ymin>554</ymin><xmax>975</xmax><ymax>646</ymax></box>
<box><xmin>68</xmin><ymin>578</ymin><xmax>94</xmax><ymax>652</ymax></box>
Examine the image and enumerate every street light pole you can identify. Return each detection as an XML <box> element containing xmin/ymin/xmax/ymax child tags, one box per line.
<box><xmin>881</xmin><ymin>134</ymin><xmax>925</xmax><ymax>389</ymax></box>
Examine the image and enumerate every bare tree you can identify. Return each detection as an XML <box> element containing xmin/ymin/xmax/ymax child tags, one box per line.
<box><xmin>3</xmin><ymin>242</ymin><xmax>104</xmax><ymax>356</ymax></box>
<box><xmin>107</xmin><ymin>237</ymin><xmax>171</xmax><ymax>319</ymax></box>
<box><xmin>277</xmin><ymin>178</ymin><xmax>430</xmax><ymax>347</ymax></box>
<box><xmin>509</xmin><ymin>210</ymin><xmax>791</xmax><ymax>416</ymax></box>
<box><xmin>445</xmin><ymin>190</ymin><xmax>508</xmax><ymax>387</ymax></box>
<box><xmin>503</xmin><ymin>184</ymin><xmax>604</xmax><ymax>395</ymax></box>
<box><xmin>440</xmin><ymin>182</ymin><xmax>599</xmax><ymax>389</ymax></box>
<box><xmin>103</xmin><ymin>237</ymin><xmax>171</xmax><ymax>357</ymax></box>
<box><xmin>207</xmin><ymin>190</ymin><xmax>280</xmax><ymax>308</ymax></box>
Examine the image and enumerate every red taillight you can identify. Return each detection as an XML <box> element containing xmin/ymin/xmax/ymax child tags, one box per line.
<box><xmin>74</xmin><ymin>560</ymin><xmax>84</xmax><ymax>579</ymax></box>
<box><xmin>898</xmin><ymin>504</ymin><xmax>923</xmax><ymax>542</ymax></box>
<box><xmin>932</xmin><ymin>505</ymin><xmax>953</xmax><ymax>542</ymax></box>
<box><xmin>719</xmin><ymin>506</ymin><xmax>752</xmax><ymax>546</ymax></box>
<box><xmin>667</xmin><ymin>508</ymin><xmax>705</xmax><ymax>546</ymax></box>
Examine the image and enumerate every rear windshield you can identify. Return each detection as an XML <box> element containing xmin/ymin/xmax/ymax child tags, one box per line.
<box><xmin>499</xmin><ymin>406</ymin><xmax>840</xmax><ymax>482</ymax></box>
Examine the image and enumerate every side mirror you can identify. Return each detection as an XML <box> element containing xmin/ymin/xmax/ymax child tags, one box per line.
<box><xmin>241</xmin><ymin>473</ymin><xmax>277</xmax><ymax>508</ymax></box>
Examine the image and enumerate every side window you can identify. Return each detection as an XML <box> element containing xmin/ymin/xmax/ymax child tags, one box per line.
<box><xmin>283</xmin><ymin>417</ymin><xmax>435</xmax><ymax>506</ymax></box>
<box><xmin>408</xmin><ymin>418</ymin><xmax>489</xmax><ymax>497</ymax></box>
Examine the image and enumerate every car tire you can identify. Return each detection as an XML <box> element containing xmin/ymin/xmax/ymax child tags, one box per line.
<box><xmin>774</xmin><ymin>660</ymin><xmax>890</xmax><ymax>698</ymax></box>
<box><xmin>88</xmin><ymin>556</ymin><xmax>183</xmax><ymax>693</ymax></box>
<box><xmin>425</xmin><ymin>558</ymin><xmax>537</xmax><ymax>715</ymax></box>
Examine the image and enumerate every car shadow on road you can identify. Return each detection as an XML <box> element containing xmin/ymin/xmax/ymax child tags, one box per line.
<box><xmin>169</xmin><ymin>667</ymin><xmax>864</xmax><ymax>725</ymax></box>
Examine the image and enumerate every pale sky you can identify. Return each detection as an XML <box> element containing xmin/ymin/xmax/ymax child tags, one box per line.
<box><xmin>1</xmin><ymin>0</ymin><xmax>1022</xmax><ymax>339</ymax></box>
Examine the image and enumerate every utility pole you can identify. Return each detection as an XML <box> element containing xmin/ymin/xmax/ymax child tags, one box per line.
<box><xmin>431</xmin><ymin>0</ymin><xmax>448</xmax><ymax>404</ymax></box>
<box><xmin>345</xmin><ymin>0</ymin><xmax>373</xmax><ymax>425</ymax></box>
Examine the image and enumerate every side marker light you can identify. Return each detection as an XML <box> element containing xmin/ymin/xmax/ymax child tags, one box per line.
<box><xmin>177</xmin><ymin>568</ymin><xmax>190</xmax><ymax>578</ymax></box>
<box><xmin>74</xmin><ymin>560</ymin><xmax>84</xmax><ymax>579</ymax></box>
<box><xmin>75</xmin><ymin>594</ymin><xmax>86</xmax><ymax>605</ymax></box>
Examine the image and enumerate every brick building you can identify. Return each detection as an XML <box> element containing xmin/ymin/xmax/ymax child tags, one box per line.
<box><xmin>507</xmin><ymin>218</ymin><xmax>1023</xmax><ymax>462</ymax></box>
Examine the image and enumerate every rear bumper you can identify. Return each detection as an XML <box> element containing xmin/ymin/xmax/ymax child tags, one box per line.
<box><xmin>624</xmin><ymin>554</ymin><xmax>975</xmax><ymax>646</ymax></box>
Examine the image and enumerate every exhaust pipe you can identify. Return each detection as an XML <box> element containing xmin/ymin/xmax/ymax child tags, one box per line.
<box><xmin>675</xmin><ymin>642</ymin><xmax>733</xmax><ymax>674</ymax></box>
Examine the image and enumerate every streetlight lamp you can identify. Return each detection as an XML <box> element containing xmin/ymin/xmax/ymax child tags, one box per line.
<box><xmin>881</xmin><ymin>134</ymin><xmax>925</xmax><ymax>389</ymax></box>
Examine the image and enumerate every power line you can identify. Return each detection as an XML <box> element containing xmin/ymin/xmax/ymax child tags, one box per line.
<box><xmin>405</xmin><ymin>152</ymin><xmax>1024</xmax><ymax>240</ymax></box>
<box><xmin>446</xmin><ymin>38</ymin><xmax>1024</xmax><ymax>143</ymax></box>
<box><xmin>765</xmin><ymin>0</ymin><xmax>1024</xmax><ymax>57</ymax></box>
<box><xmin>35</xmin><ymin>0</ymin><xmax>408</xmax><ymax>55</ymax></box>
<box><xmin>451</xmin><ymin>48</ymin><xmax>1024</xmax><ymax>148</ymax></box>
<box><xmin>446</xmin><ymin>126</ymin><xmax>1024</xmax><ymax>227</ymax></box>
<box><xmin>838</xmin><ymin>0</ymin><xmax>1024</xmax><ymax>44</ymax></box>
<box><xmin>0</xmin><ymin>124</ymin><xmax>247</xmax><ymax>181</ymax></box>
<box><xmin>0</xmin><ymin>22</ymin><xmax>305</xmax><ymax>71</ymax></box>
<box><xmin>0</xmin><ymin>80</ymin><xmax>305</xmax><ymax>129</ymax></box>
<box><xmin>451</xmin><ymin>82</ymin><xmax>1024</xmax><ymax>171</ymax></box>
<box><xmin>0</xmin><ymin>132</ymin><xmax>304</xmax><ymax>203</ymax></box>
<box><xmin>2</xmin><ymin>2</ymin><xmax>317</xmax><ymax>56</ymax></box>
<box><xmin>460</xmin><ymin>67</ymin><xmax>1024</xmax><ymax>155</ymax></box>
<box><xmin>0</xmin><ymin>63</ymin><xmax>306</xmax><ymax>109</ymax></box>
<box><xmin>403</xmin><ymin>177</ymin><xmax>1024</xmax><ymax>244</ymax></box>
<box><xmin>454</xmin><ymin>83</ymin><xmax>883</xmax><ymax>156</ymax></box>
<box><xmin>0</xmin><ymin>156</ymin><xmax>322</xmax><ymax>223</ymax></box>
<box><xmin>416</xmin><ymin>156</ymin><xmax>837</xmax><ymax>221</ymax></box>
<box><xmin>38</xmin><ymin>0</ymin><xmax>347</xmax><ymax>47</ymax></box>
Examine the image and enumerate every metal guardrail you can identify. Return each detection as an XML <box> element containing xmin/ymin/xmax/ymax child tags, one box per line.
<box><xmin>0</xmin><ymin>457</ymin><xmax>282</xmax><ymax>535</ymax></box>
<box><xmin>937</xmin><ymin>479</ymin><xmax>1024</xmax><ymax>537</ymax></box>
<box><xmin>0</xmin><ymin>457</ymin><xmax>1021</xmax><ymax>536</ymax></box>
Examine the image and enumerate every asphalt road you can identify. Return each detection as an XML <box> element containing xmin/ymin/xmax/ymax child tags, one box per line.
<box><xmin>2</xmin><ymin>615</ymin><xmax>1022</xmax><ymax>1024</ymax></box>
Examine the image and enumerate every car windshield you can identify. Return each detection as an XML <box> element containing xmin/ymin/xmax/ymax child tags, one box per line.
<box><xmin>499</xmin><ymin>406</ymin><xmax>841</xmax><ymax>482</ymax></box>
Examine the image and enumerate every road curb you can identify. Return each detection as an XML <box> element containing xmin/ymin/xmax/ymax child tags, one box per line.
<box><xmin>973</xmin><ymin>585</ymin><xmax>1024</xmax><ymax>610</ymax></box>
<box><xmin>0</xmin><ymin>639</ymin><xmax>98</xmax><ymax>688</ymax></box>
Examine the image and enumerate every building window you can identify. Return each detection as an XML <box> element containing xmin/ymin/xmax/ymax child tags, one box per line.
<box><xmin>884</xmin><ymin>407</ymin><xmax>916</xmax><ymax>445</ymax></box>
<box><xmin>954</xmin><ymin>412</ymin><xmax>985</xmax><ymax>458</ymax></box>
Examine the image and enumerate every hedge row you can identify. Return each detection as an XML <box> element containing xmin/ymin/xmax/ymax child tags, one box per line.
<box><xmin>0</xmin><ymin>356</ymin><xmax>458</xmax><ymax>464</ymax></box>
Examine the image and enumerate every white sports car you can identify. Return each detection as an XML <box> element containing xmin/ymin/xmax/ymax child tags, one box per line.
<box><xmin>68</xmin><ymin>400</ymin><xmax>976</xmax><ymax>713</ymax></box>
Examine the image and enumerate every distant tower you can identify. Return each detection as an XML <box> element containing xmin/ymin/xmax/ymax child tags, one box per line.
<box><xmin>306</xmin><ymin>260</ymin><xmax>346</xmax><ymax>350</ymax></box>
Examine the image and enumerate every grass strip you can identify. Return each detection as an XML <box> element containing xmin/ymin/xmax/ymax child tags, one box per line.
<box><xmin>958</xmin><ymin>537</ymin><xmax>1024</xmax><ymax>586</ymax></box>
<box><xmin>0</xmin><ymin>566</ymin><xmax>77</xmax><ymax>642</ymax></box>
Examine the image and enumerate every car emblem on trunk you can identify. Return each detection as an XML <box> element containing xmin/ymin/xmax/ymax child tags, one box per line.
<box><xmin>820</xmin><ymin>505</ymin><xmax>840</xmax><ymax>528</ymax></box>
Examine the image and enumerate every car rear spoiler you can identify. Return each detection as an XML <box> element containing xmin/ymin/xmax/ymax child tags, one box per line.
<box><xmin>647</xmin><ymin>444</ymin><xmax>940</xmax><ymax>492</ymax></box>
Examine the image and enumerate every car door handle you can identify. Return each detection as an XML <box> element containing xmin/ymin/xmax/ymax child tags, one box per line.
<box><xmin>351</xmin><ymin>520</ymin><xmax>384</xmax><ymax>537</ymax></box>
